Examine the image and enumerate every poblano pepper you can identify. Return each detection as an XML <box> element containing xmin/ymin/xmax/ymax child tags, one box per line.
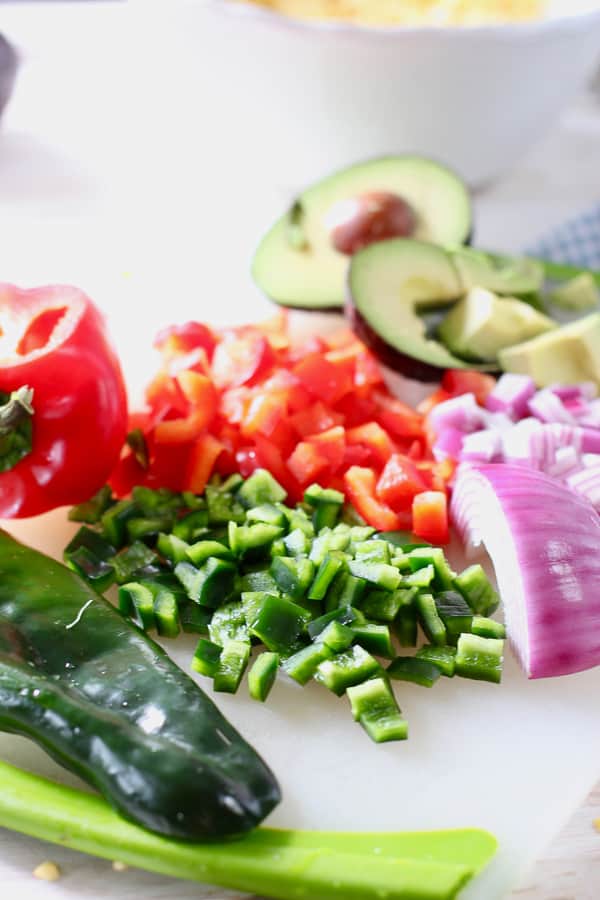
<box><xmin>0</xmin><ymin>529</ymin><xmax>280</xmax><ymax>840</ymax></box>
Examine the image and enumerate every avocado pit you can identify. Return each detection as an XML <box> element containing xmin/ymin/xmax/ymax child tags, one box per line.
<box><xmin>327</xmin><ymin>191</ymin><xmax>417</xmax><ymax>255</ymax></box>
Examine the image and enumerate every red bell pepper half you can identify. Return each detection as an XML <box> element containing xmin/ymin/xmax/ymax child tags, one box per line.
<box><xmin>0</xmin><ymin>284</ymin><xmax>127</xmax><ymax>517</ymax></box>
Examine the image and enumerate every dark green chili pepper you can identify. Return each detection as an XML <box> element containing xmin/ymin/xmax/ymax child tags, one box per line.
<box><xmin>0</xmin><ymin>529</ymin><xmax>280</xmax><ymax>840</ymax></box>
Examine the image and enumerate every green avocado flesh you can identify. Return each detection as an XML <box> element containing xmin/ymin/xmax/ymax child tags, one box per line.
<box><xmin>499</xmin><ymin>313</ymin><xmax>600</xmax><ymax>387</ymax></box>
<box><xmin>439</xmin><ymin>287</ymin><xmax>556</xmax><ymax>363</ymax></box>
<box><xmin>450</xmin><ymin>247</ymin><xmax>544</xmax><ymax>297</ymax></box>
<box><xmin>349</xmin><ymin>239</ymin><xmax>501</xmax><ymax>372</ymax></box>
<box><xmin>252</xmin><ymin>156</ymin><xmax>472</xmax><ymax>309</ymax></box>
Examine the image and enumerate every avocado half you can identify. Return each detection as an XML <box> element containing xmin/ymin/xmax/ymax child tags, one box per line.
<box><xmin>346</xmin><ymin>239</ymin><xmax>545</xmax><ymax>382</ymax></box>
<box><xmin>252</xmin><ymin>156</ymin><xmax>472</xmax><ymax>311</ymax></box>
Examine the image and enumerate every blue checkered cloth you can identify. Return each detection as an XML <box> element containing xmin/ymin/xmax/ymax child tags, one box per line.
<box><xmin>528</xmin><ymin>205</ymin><xmax>600</xmax><ymax>270</ymax></box>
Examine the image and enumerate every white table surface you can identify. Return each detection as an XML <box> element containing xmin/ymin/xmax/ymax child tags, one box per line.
<box><xmin>1</xmin><ymin>4</ymin><xmax>600</xmax><ymax>900</ymax></box>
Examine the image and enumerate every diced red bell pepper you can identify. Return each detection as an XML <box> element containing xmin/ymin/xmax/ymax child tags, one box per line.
<box><xmin>353</xmin><ymin>349</ymin><xmax>384</xmax><ymax>391</ymax></box>
<box><xmin>341</xmin><ymin>443</ymin><xmax>373</xmax><ymax>469</ymax></box>
<box><xmin>153</xmin><ymin>374</ymin><xmax>217</xmax><ymax>444</ymax></box>
<box><xmin>211</xmin><ymin>332</ymin><xmax>275</xmax><ymax>389</ymax></box>
<box><xmin>185</xmin><ymin>433</ymin><xmax>225</xmax><ymax>494</ymax></box>
<box><xmin>334</xmin><ymin>393</ymin><xmax>376</xmax><ymax>428</ymax></box>
<box><xmin>293</xmin><ymin>353</ymin><xmax>353</xmax><ymax>406</ymax></box>
<box><xmin>145</xmin><ymin>372</ymin><xmax>189</xmax><ymax>420</ymax></box>
<box><xmin>346</xmin><ymin>421</ymin><xmax>394</xmax><ymax>468</ymax></box>
<box><xmin>110</xmin><ymin>451</ymin><xmax>147</xmax><ymax>497</ymax></box>
<box><xmin>241</xmin><ymin>392</ymin><xmax>285</xmax><ymax>438</ymax></box>
<box><xmin>287</xmin><ymin>335</ymin><xmax>329</xmax><ymax>365</ymax></box>
<box><xmin>154</xmin><ymin>321</ymin><xmax>217</xmax><ymax>362</ymax></box>
<box><xmin>289</xmin><ymin>402</ymin><xmax>344</xmax><ymax>438</ymax></box>
<box><xmin>219</xmin><ymin>386</ymin><xmax>252</xmax><ymax>424</ymax></box>
<box><xmin>305</xmin><ymin>425</ymin><xmax>346</xmax><ymax>471</ymax></box>
<box><xmin>344</xmin><ymin>466</ymin><xmax>404</xmax><ymax>532</ymax></box>
<box><xmin>372</xmin><ymin>390</ymin><xmax>423</xmax><ymax>439</ymax></box>
<box><xmin>288</xmin><ymin>441</ymin><xmax>330</xmax><ymax>485</ymax></box>
<box><xmin>412</xmin><ymin>491</ymin><xmax>449</xmax><ymax>545</ymax></box>
<box><xmin>442</xmin><ymin>370</ymin><xmax>496</xmax><ymax>405</ymax></box>
<box><xmin>376</xmin><ymin>454</ymin><xmax>428</xmax><ymax>511</ymax></box>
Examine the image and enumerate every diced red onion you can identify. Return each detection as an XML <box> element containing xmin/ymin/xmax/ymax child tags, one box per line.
<box><xmin>461</xmin><ymin>429</ymin><xmax>502</xmax><ymax>463</ymax></box>
<box><xmin>428</xmin><ymin>393</ymin><xmax>486</xmax><ymax>435</ymax></box>
<box><xmin>551</xmin><ymin>383</ymin><xmax>597</xmax><ymax>402</ymax></box>
<box><xmin>452</xmin><ymin>463</ymin><xmax>600</xmax><ymax>679</ymax></box>
<box><xmin>567</xmin><ymin>466</ymin><xmax>600</xmax><ymax>511</ymax></box>
<box><xmin>581</xmin><ymin>427</ymin><xmax>600</xmax><ymax>454</ymax></box>
<box><xmin>583</xmin><ymin>453</ymin><xmax>600</xmax><ymax>468</ymax></box>
<box><xmin>578</xmin><ymin>399</ymin><xmax>600</xmax><ymax>428</ymax></box>
<box><xmin>501</xmin><ymin>418</ymin><xmax>543</xmax><ymax>466</ymax></box>
<box><xmin>485</xmin><ymin>374</ymin><xmax>535</xmax><ymax>419</ymax></box>
<box><xmin>547</xmin><ymin>445</ymin><xmax>582</xmax><ymax>479</ymax></box>
<box><xmin>528</xmin><ymin>389</ymin><xmax>576</xmax><ymax>425</ymax></box>
<box><xmin>432</xmin><ymin>427</ymin><xmax>464</xmax><ymax>461</ymax></box>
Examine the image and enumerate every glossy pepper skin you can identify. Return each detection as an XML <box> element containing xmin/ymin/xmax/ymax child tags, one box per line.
<box><xmin>0</xmin><ymin>284</ymin><xmax>127</xmax><ymax>517</ymax></box>
<box><xmin>0</xmin><ymin>530</ymin><xmax>281</xmax><ymax>839</ymax></box>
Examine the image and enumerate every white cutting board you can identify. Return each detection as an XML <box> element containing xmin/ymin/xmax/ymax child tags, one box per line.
<box><xmin>1</xmin><ymin>6</ymin><xmax>600</xmax><ymax>896</ymax></box>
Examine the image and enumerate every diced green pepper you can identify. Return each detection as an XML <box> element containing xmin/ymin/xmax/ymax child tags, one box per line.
<box><xmin>325</xmin><ymin>573</ymin><xmax>367</xmax><ymax>612</ymax></box>
<box><xmin>471</xmin><ymin>616</ymin><xmax>506</xmax><ymax>640</ymax></box>
<box><xmin>277</xmin><ymin>504</ymin><xmax>314</xmax><ymax>537</ymax></box>
<box><xmin>408</xmin><ymin>547</ymin><xmax>455</xmax><ymax>591</ymax></box>
<box><xmin>352</xmin><ymin>623</ymin><xmax>394</xmax><ymax>659</ymax></box>
<box><xmin>393</xmin><ymin>604</ymin><xmax>418</xmax><ymax>648</ymax></box>
<box><xmin>404</xmin><ymin>564</ymin><xmax>435</xmax><ymax>589</ymax></box>
<box><xmin>237</xmin><ymin>469</ymin><xmax>287</xmax><ymax>508</ymax></box>
<box><xmin>308</xmin><ymin>555</ymin><xmax>344</xmax><ymax>601</ymax></box>
<box><xmin>270</xmin><ymin>556</ymin><xmax>315</xmax><ymax>600</ymax></box>
<box><xmin>238</xmin><ymin>570</ymin><xmax>280</xmax><ymax>595</ymax></box>
<box><xmin>180</xmin><ymin>603</ymin><xmax>211</xmax><ymax>634</ymax></box>
<box><xmin>156</xmin><ymin>533</ymin><xmax>190</xmax><ymax>564</ymax></box>
<box><xmin>304</xmin><ymin>484</ymin><xmax>345</xmax><ymax>507</ymax></box>
<box><xmin>455</xmin><ymin>634</ymin><xmax>504</xmax><ymax>684</ymax></box>
<box><xmin>153</xmin><ymin>591</ymin><xmax>181</xmax><ymax>639</ymax></box>
<box><xmin>172</xmin><ymin>509</ymin><xmax>209</xmax><ymax>543</ymax></box>
<box><xmin>131</xmin><ymin>485</ymin><xmax>182</xmax><ymax>518</ymax></box>
<box><xmin>209</xmin><ymin>601</ymin><xmax>250</xmax><ymax>645</ymax></box>
<box><xmin>387</xmin><ymin>657</ymin><xmax>442</xmax><ymax>688</ymax></box>
<box><xmin>453</xmin><ymin>564</ymin><xmax>500</xmax><ymax>616</ymax></box>
<box><xmin>118</xmin><ymin>582</ymin><xmax>155</xmax><ymax>632</ymax></box>
<box><xmin>348</xmin><ymin>560</ymin><xmax>401</xmax><ymax>592</ymax></box>
<box><xmin>174</xmin><ymin>557</ymin><xmax>236</xmax><ymax>608</ymax></box>
<box><xmin>307</xmin><ymin>605</ymin><xmax>365</xmax><ymax>639</ymax></box>
<box><xmin>218</xmin><ymin>473</ymin><xmax>244</xmax><ymax>494</ymax></box>
<box><xmin>269</xmin><ymin>538</ymin><xmax>286</xmax><ymax>559</ymax></box>
<box><xmin>68</xmin><ymin>485</ymin><xmax>113</xmax><ymax>524</ymax></box>
<box><xmin>191</xmin><ymin>638</ymin><xmax>222</xmax><ymax>677</ymax></box>
<box><xmin>315</xmin><ymin>645</ymin><xmax>382</xmax><ymax>696</ymax></box>
<box><xmin>65</xmin><ymin>546</ymin><xmax>115</xmax><ymax>593</ymax></box>
<box><xmin>283</xmin><ymin>528</ymin><xmax>311</xmax><ymax>557</ymax></box>
<box><xmin>435</xmin><ymin>591</ymin><xmax>474</xmax><ymax>645</ymax></box>
<box><xmin>248</xmin><ymin>594</ymin><xmax>310</xmax><ymax>654</ymax></box>
<box><xmin>126</xmin><ymin>517</ymin><xmax>171</xmax><ymax>544</ymax></box>
<box><xmin>213</xmin><ymin>640</ymin><xmax>251</xmax><ymax>693</ymax></box>
<box><xmin>64</xmin><ymin>526</ymin><xmax>115</xmax><ymax>563</ymax></box>
<box><xmin>377</xmin><ymin>530</ymin><xmax>431</xmax><ymax>552</ymax></box>
<box><xmin>101</xmin><ymin>499</ymin><xmax>139</xmax><ymax>548</ymax></box>
<box><xmin>346</xmin><ymin>677</ymin><xmax>408</xmax><ymax>743</ymax></box>
<box><xmin>362</xmin><ymin>589</ymin><xmax>406</xmax><ymax>623</ymax></box>
<box><xmin>205</xmin><ymin>486</ymin><xmax>246</xmax><ymax>525</ymax></box>
<box><xmin>416</xmin><ymin>593</ymin><xmax>447</xmax><ymax>647</ymax></box>
<box><xmin>282</xmin><ymin>643</ymin><xmax>333</xmax><ymax>685</ymax></box>
<box><xmin>416</xmin><ymin>645</ymin><xmax>457</xmax><ymax>677</ymax></box>
<box><xmin>245</xmin><ymin>503</ymin><xmax>287</xmax><ymax>528</ymax></box>
<box><xmin>354</xmin><ymin>540</ymin><xmax>391</xmax><ymax>565</ymax></box>
<box><xmin>248</xmin><ymin>652</ymin><xmax>279</xmax><ymax>702</ymax></box>
<box><xmin>349</xmin><ymin>525</ymin><xmax>376</xmax><ymax>542</ymax></box>
<box><xmin>111</xmin><ymin>542</ymin><xmax>158</xmax><ymax>585</ymax></box>
<box><xmin>228</xmin><ymin>522</ymin><xmax>284</xmax><ymax>558</ymax></box>
<box><xmin>318</xmin><ymin>621</ymin><xmax>354</xmax><ymax>653</ymax></box>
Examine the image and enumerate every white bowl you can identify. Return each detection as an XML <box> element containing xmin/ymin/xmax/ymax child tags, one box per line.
<box><xmin>171</xmin><ymin>0</ymin><xmax>600</xmax><ymax>188</ymax></box>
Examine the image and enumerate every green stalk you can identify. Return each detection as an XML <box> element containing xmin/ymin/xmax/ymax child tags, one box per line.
<box><xmin>0</xmin><ymin>760</ymin><xmax>496</xmax><ymax>900</ymax></box>
<box><xmin>525</xmin><ymin>256</ymin><xmax>600</xmax><ymax>286</ymax></box>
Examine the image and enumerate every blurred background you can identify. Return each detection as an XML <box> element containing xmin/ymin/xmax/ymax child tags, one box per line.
<box><xmin>0</xmin><ymin>0</ymin><xmax>599</xmax><ymax>368</ymax></box>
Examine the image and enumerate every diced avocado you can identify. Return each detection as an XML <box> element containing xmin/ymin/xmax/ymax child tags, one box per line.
<box><xmin>499</xmin><ymin>313</ymin><xmax>600</xmax><ymax>388</ymax></box>
<box><xmin>450</xmin><ymin>247</ymin><xmax>544</xmax><ymax>297</ymax></box>
<box><xmin>347</xmin><ymin>239</ymin><xmax>497</xmax><ymax>380</ymax></box>
<box><xmin>252</xmin><ymin>156</ymin><xmax>472</xmax><ymax>310</ymax></box>
<box><xmin>549</xmin><ymin>272</ymin><xmax>599</xmax><ymax>311</ymax></box>
<box><xmin>438</xmin><ymin>287</ymin><xmax>556</xmax><ymax>363</ymax></box>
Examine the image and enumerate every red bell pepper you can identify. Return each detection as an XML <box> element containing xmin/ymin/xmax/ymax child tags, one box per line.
<box><xmin>344</xmin><ymin>466</ymin><xmax>405</xmax><ymax>532</ymax></box>
<box><xmin>0</xmin><ymin>284</ymin><xmax>127</xmax><ymax>518</ymax></box>
<box><xmin>376</xmin><ymin>454</ymin><xmax>428</xmax><ymax>511</ymax></box>
<box><xmin>412</xmin><ymin>491</ymin><xmax>449</xmax><ymax>545</ymax></box>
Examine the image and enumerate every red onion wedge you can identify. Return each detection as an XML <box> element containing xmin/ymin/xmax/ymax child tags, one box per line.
<box><xmin>452</xmin><ymin>463</ymin><xmax>600</xmax><ymax>679</ymax></box>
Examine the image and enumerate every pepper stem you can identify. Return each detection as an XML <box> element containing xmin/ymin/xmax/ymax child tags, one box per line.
<box><xmin>0</xmin><ymin>385</ymin><xmax>35</xmax><ymax>472</ymax></box>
